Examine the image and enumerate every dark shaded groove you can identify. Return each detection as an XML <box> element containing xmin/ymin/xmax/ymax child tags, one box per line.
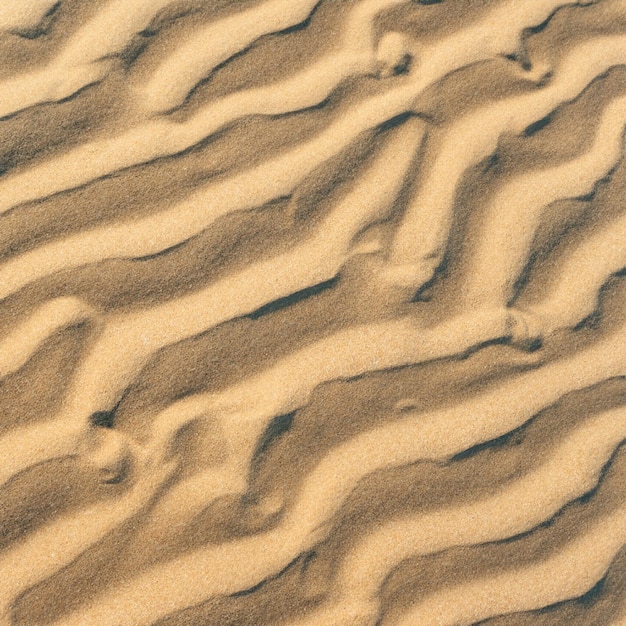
<box><xmin>247</xmin><ymin>277</ymin><xmax>339</xmax><ymax>320</ymax></box>
<box><xmin>8</xmin><ymin>440</ymin><xmax>199</xmax><ymax>626</ymax></box>
<box><xmin>497</xmin><ymin>67</ymin><xmax>626</xmax><ymax>173</ymax></box>
<box><xmin>0</xmin><ymin>197</ymin><xmax>294</xmax><ymax>318</ymax></box>
<box><xmin>131</xmin><ymin>3</ymin><xmax>204</xmax><ymax>40</ymax></box>
<box><xmin>115</xmin><ymin>296</ymin><xmax>537</xmax><ymax>453</ymax></box>
<box><xmin>280</xmin><ymin>0</ymin><xmax>325</xmax><ymax>34</ymax></box>
<box><xmin>175</xmin><ymin>46</ymin><xmax>251</xmax><ymax>112</ymax></box>
<box><xmin>413</xmin><ymin>57</ymin><xmax>536</xmax><ymax>127</ymax></box>
<box><xmin>122</xmin><ymin>0</ymin><xmax>275</xmax><ymax>76</ymax></box>
<box><xmin>523</xmin><ymin>113</ymin><xmax>553</xmax><ymax>136</ymax></box>
<box><xmin>572</xmin><ymin>274</ymin><xmax>626</xmax><ymax>332</ymax></box>
<box><xmin>119</xmin><ymin>38</ymin><xmax>150</xmax><ymax>69</ymax></box>
<box><xmin>577</xmin><ymin>574</ymin><xmax>607</xmax><ymax>606</ymax></box>
<box><xmin>267</xmin><ymin>94</ymin><xmax>333</xmax><ymax>120</ymax></box>
<box><xmin>0</xmin><ymin>115</ymin><xmax>387</xmax><ymax>322</ymax></box>
<box><xmin>510</xmin><ymin>249</ymin><xmax>542</xmax><ymax>307</ymax></box>
<box><xmin>15</xmin><ymin>491</ymin><xmax>314</xmax><ymax>626</ymax></box>
<box><xmin>253</xmin><ymin>411</ymin><xmax>297</xmax><ymax>461</ymax></box>
<box><xmin>526</xmin><ymin>0</ymin><xmax>597</xmax><ymax>39</ymax></box>
<box><xmin>3</xmin><ymin>3</ymin><xmax>615</xmax><ymax>251</ymax></box>
<box><xmin>89</xmin><ymin>410</ymin><xmax>116</xmax><ymax>430</ymax></box>
<box><xmin>244</xmin><ymin>262</ymin><xmax>625</xmax><ymax>532</ymax></box>
<box><xmin>411</xmin><ymin>253</ymin><xmax>450</xmax><ymax>302</ymax></box>
<box><xmin>134</xmin><ymin>238</ymin><xmax>191</xmax><ymax>262</ymax></box>
<box><xmin>58</xmin><ymin>84</ymin><xmax>334</xmax><ymax>198</ymax></box>
<box><xmin>12</xmin><ymin>1</ymin><xmax>61</xmax><ymax>40</ymax></box>
<box><xmin>378</xmin><ymin>111</ymin><xmax>415</xmax><ymax>133</ymax></box>
<box><xmin>483</xmin><ymin>151</ymin><xmax>500</xmax><ymax>173</ymax></box>
<box><xmin>515</xmin><ymin>173</ymin><xmax>626</xmax><ymax>314</ymax></box>
<box><xmin>450</xmin><ymin>427</ymin><xmax>526</xmax><ymax>462</ymax></box>
<box><xmin>229</xmin><ymin>554</ymin><xmax>303</xmax><ymax>598</ymax></box>
<box><xmin>501</xmin><ymin>440</ymin><xmax>625</xmax><ymax>545</ymax></box>
<box><xmin>0</xmin><ymin>131</ymin><xmax>376</xmax><ymax>312</ymax></box>
<box><xmin>1</xmin><ymin>129</ymin><xmax>392</xmax><ymax>429</ymax></box>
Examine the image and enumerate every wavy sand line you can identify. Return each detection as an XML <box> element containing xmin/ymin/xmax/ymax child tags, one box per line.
<box><xmin>38</xmin><ymin>316</ymin><xmax>624</xmax><ymax>626</ymax></box>
<box><xmin>270</xmin><ymin>327</ymin><xmax>626</xmax><ymax>564</ymax></box>
<box><xmin>479</xmin><ymin>541</ymin><xmax>626</xmax><ymax>626</ymax></box>
<box><xmin>462</xmin><ymin>94</ymin><xmax>626</xmax><ymax>310</ymax></box>
<box><xmin>392</xmin><ymin>506</ymin><xmax>626</xmax><ymax>626</ymax></box>
<box><xmin>174</xmin><ymin>1</ymin><xmax>411</xmax><ymax>131</ymax></box>
<box><xmin>0</xmin><ymin>417</ymin><xmax>84</xmax><ymax>488</ymax></box>
<box><xmin>59</xmin><ymin>118</ymin><xmax>421</xmax><ymax>407</ymax></box>
<box><xmin>522</xmin><ymin>209</ymin><xmax>626</xmax><ymax>334</ymax></box>
<box><xmin>319</xmin><ymin>408</ymin><xmax>626</xmax><ymax>623</ymax></box>
<box><xmin>0</xmin><ymin>447</ymin><xmax>174</xmax><ymax>619</ymax></box>
<box><xmin>0</xmin><ymin>96</ymin><xmax>416</xmax><ymax>298</ymax></box>
<box><xmin>31</xmin><ymin>311</ymin><xmax>528</xmax><ymax>626</ymax></box>
<box><xmin>0</xmin><ymin>297</ymin><xmax>97</xmax><ymax>379</ymax></box>
<box><xmin>0</xmin><ymin>0</ymin><xmax>591</xmax><ymax>215</ymax></box>
<box><xmin>0</xmin><ymin>302</ymin><xmax>516</xmax><ymax>490</ymax></box>
<box><xmin>0</xmin><ymin>276</ymin><xmax>514</xmax><ymax>504</ymax></box>
<box><xmin>182</xmin><ymin>384</ymin><xmax>626</xmax><ymax>617</ymax></box>
<box><xmin>386</xmin><ymin>33</ymin><xmax>626</xmax><ymax>290</ymax></box>
<box><xmin>136</xmin><ymin>0</ymin><xmax>395</xmax><ymax>114</ymax></box>
<box><xmin>2</xmin><ymin>33</ymin><xmax>623</xmax><ymax>305</ymax></box>
<box><xmin>0</xmin><ymin>113</ymin><xmax>424</xmax><ymax>303</ymax></box>
<box><xmin>46</xmin><ymin>370</ymin><xmax>626</xmax><ymax>626</ymax></box>
<box><xmin>0</xmin><ymin>119</ymin><xmax>427</xmax><ymax>493</ymax></box>
<box><xmin>0</xmin><ymin>0</ymin><xmax>187</xmax><ymax>119</ymax></box>
<box><xmin>0</xmin><ymin>1</ymin><xmax>411</xmax><ymax>213</ymax></box>
<box><xmin>135</xmin><ymin>326</ymin><xmax>626</xmax><ymax>614</ymax></box>
<box><xmin>94</xmin><ymin>118</ymin><xmax>426</xmax><ymax>537</ymax></box>
<box><xmin>12</xmin><ymin>205</ymin><xmax>624</xmax><ymax>573</ymax></box>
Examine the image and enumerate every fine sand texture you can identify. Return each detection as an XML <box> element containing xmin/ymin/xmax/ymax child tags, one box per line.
<box><xmin>1</xmin><ymin>0</ymin><xmax>626</xmax><ymax>624</ymax></box>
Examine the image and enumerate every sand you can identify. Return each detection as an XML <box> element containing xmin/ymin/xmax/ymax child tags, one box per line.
<box><xmin>0</xmin><ymin>0</ymin><xmax>625</xmax><ymax>624</ymax></box>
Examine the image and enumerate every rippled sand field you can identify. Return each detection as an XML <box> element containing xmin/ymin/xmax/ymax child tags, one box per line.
<box><xmin>1</xmin><ymin>1</ymin><xmax>626</xmax><ymax>624</ymax></box>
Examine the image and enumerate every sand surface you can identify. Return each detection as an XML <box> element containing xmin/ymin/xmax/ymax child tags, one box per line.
<box><xmin>1</xmin><ymin>0</ymin><xmax>626</xmax><ymax>624</ymax></box>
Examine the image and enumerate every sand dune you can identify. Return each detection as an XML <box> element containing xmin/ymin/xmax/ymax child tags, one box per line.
<box><xmin>1</xmin><ymin>0</ymin><xmax>625</xmax><ymax>625</ymax></box>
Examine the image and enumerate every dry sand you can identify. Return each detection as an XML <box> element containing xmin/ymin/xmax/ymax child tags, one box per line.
<box><xmin>1</xmin><ymin>0</ymin><xmax>626</xmax><ymax>624</ymax></box>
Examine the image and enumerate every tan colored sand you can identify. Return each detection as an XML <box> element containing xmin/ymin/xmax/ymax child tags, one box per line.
<box><xmin>1</xmin><ymin>1</ymin><xmax>626</xmax><ymax>625</ymax></box>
